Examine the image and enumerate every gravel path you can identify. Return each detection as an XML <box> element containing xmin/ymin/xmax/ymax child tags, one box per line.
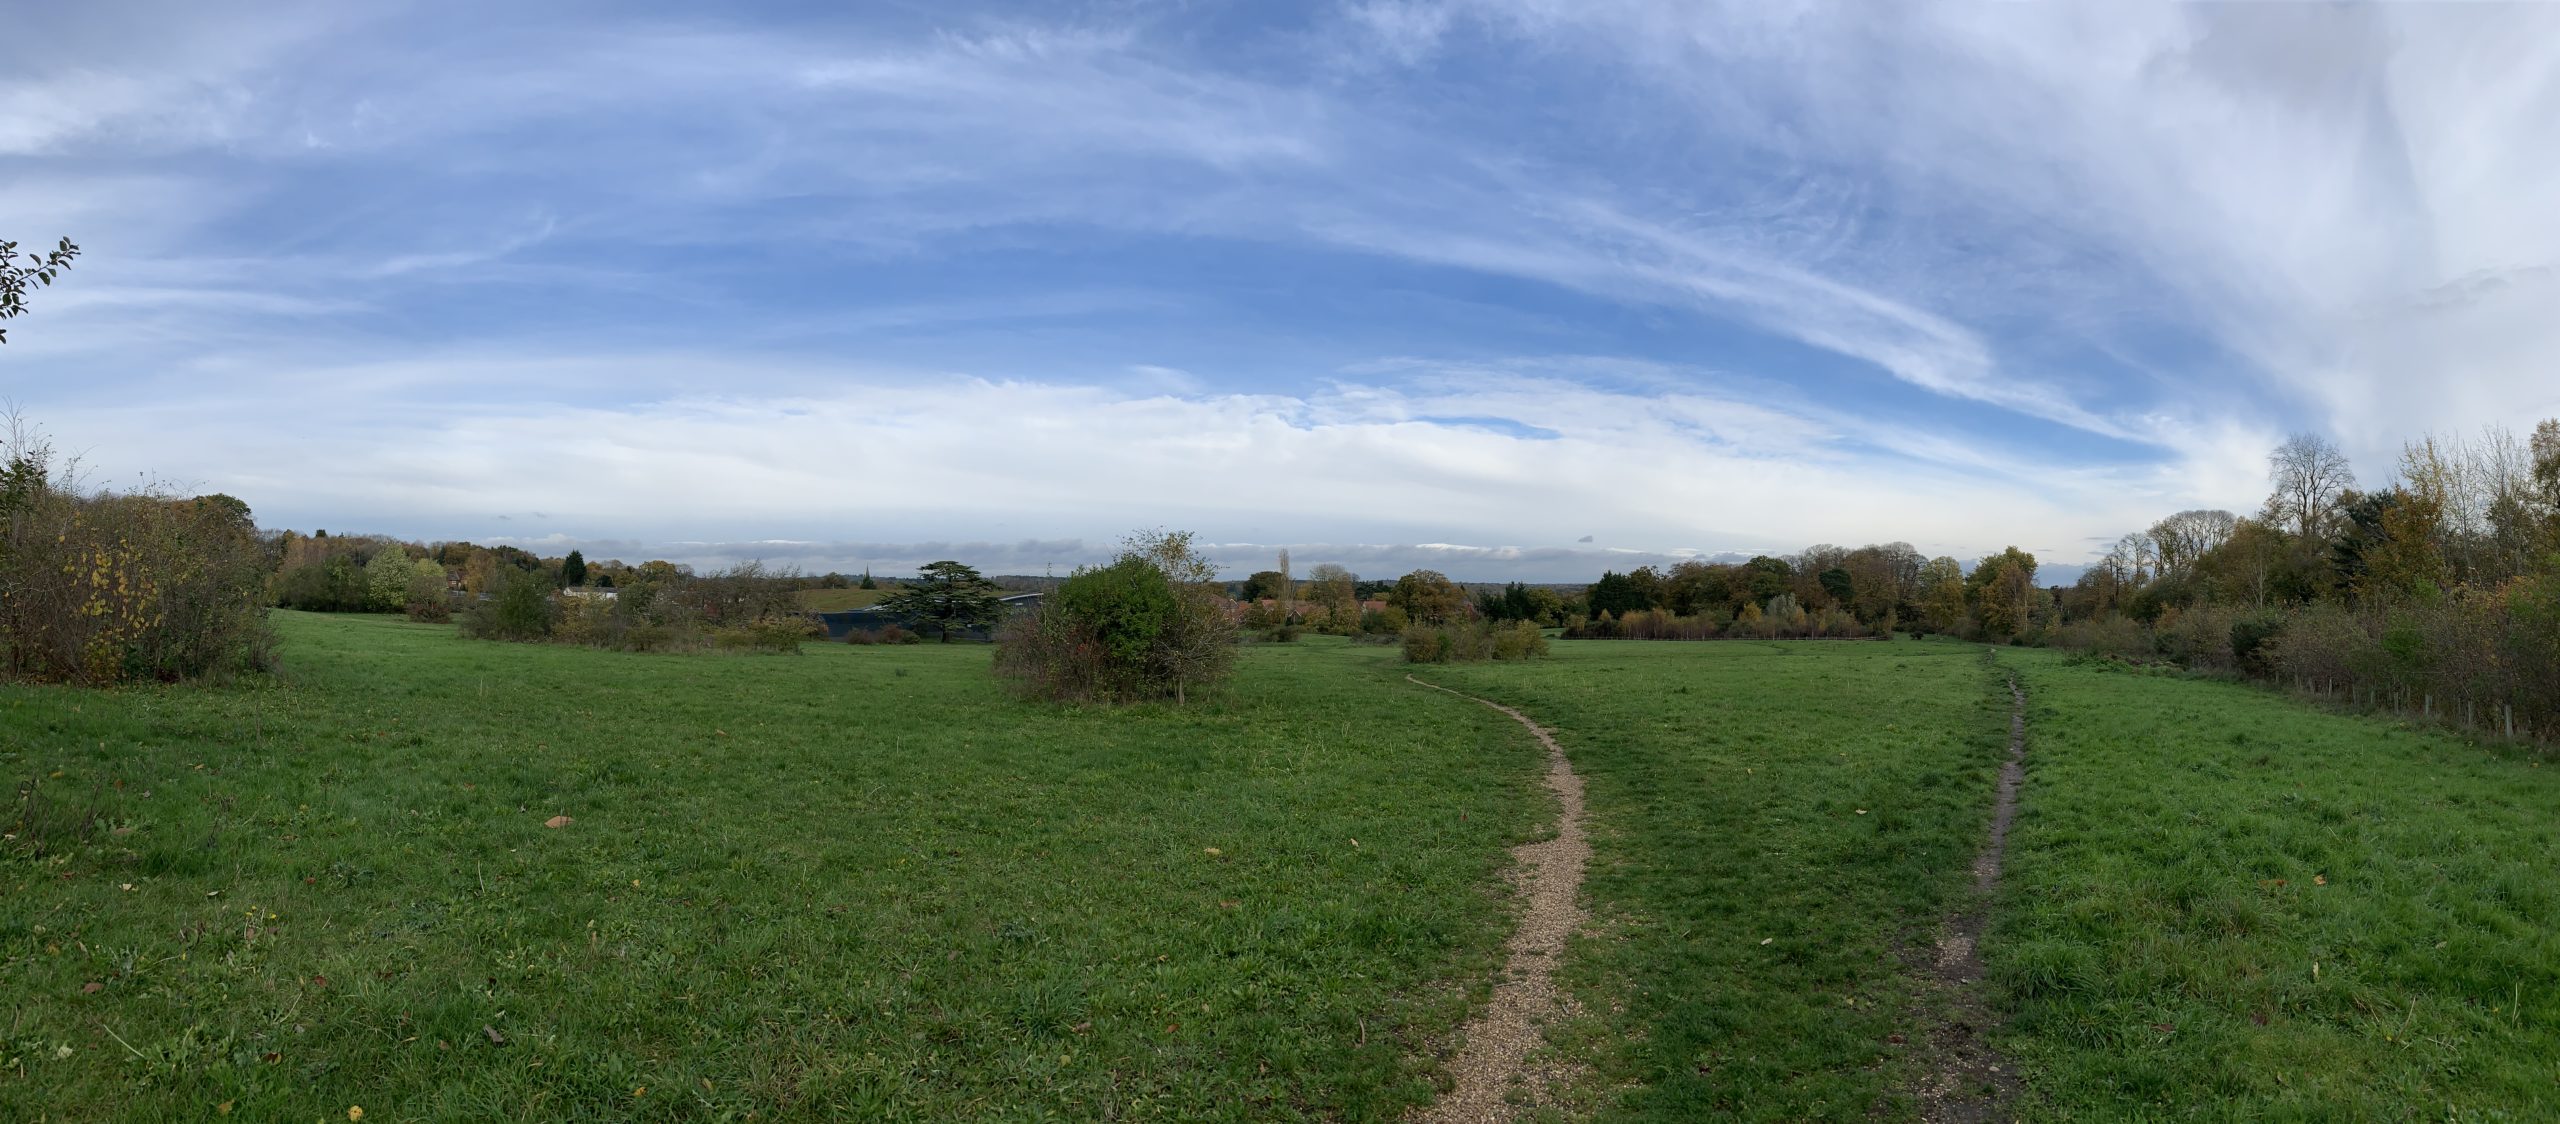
<box><xmin>1405</xmin><ymin>675</ymin><xmax>1590</xmax><ymax>1123</ymax></box>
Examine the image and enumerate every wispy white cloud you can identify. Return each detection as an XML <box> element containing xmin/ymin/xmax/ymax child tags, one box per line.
<box><xmin>27</xmin><ymin>349</ymin><xmax>2202</xmax><ymax>574</ymax></box>
<box><xmin>12</xmin><ymin>1</ymin><xmax>2557</xmax><ymax>572</ymax></box>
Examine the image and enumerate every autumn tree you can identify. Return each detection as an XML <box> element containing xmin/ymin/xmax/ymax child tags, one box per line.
<box><xmin>364</xmin><ymin>547</ymin><xmax>418</xmax><ymax>611</ymax></box>
<box><xmin>879</xmin><ymin>560</ymin><xmax>1003</xmax><ymax>642</ymax></box>
<box><xmin>1977</xmin><ymin>564</ymin><xmax>2035</xmax><ymax>638</ymax></box>
<box><xmin>1916</xmin><ymin>555</ymin><xmax>1969</xmax><ymax>635</ymax></box>
<box><xmin>1740</xmin><ymin>555</ymin><xmax>1793</xmax><ymax>602</ymax></box>
<box><xmin>1967</xmin><ymin>548</ymin><xmax>2038</xmax><ymax>639</ymax></box>
<box><xmin>1306</xmin><ymin>563</ymin><xmax>1357</xmax><ymax>629</ymax></box>
<box><xmin>1391</xmin><ymin>569</ymin><xmax>1468</xmax><ymax>624</ymax></box>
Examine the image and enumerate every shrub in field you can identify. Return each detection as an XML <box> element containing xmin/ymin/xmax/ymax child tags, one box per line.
<box><xmin>0</xmin><ymin>422</ymin><xmax>275</xmax><ymax>684</ymax></box>
<box><xmin>669</xmin><ymin>560</ymin><xmax>803</xmax><ymax>628</ymax></box>
<box><xmin>403</xmin><ymin>564</ymin><xmax>451</xmax><ymax>621</ymax></box>
<box><xmin>714</xmin><ymin>615</ymin><xmax>822</xmax><ymax>654</ymax></box>
<box><xmin>2228</xmin><ymin>612</ymin><xmax>2286</xmax><ymax>674</ymax></box>
<box><xmin>459</xmin><ymin>567</ymin><xmax>557</xmax><ymax>641</ymax></box>
<box><xmin>2153</xmin><ymin>603</ymin><xmax>2239</xmax><ymax>671</ymax></box>
<box><xmin>1402</xmin><ymin>620</ymin><xmax>1546</xmax><ymax>663</ymax></box>
<box><xmin>2051</xmin><ymin>615</ymin><xmax>2150</xmax><ymax>660</ymax></box>
<box><xmin>996</xmin><ymin>529</ymin><xmax>1235</xmax><ymax>703</ymax></box>
<box><xmin>843</xmin><ymin>623</ymin><xmax>919</xmax><ymax>646</ymax></box>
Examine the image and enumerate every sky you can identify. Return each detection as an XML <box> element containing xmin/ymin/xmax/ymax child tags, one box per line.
<box><xmin>6</xmin><ymin>1</ymin><xmax>2559</xmax><ymax>581</ymax></box>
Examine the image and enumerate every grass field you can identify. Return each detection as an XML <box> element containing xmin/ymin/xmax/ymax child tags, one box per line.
<box><xmin>1988</xmin><ymin>648</ymin><xmax>2560</xmax><ymax>1120</ymax></box>
<box><xmin>12</xmin><ymin>619</ymin><xmax>2560</xmax><ymax>1121</ymax></box>
<box><xmin>2</xmin><ymin>615</ymin><xmax>1550</xmax><ymax>1121</ymax></box>
<box><xmin>1418</xmin><ymin>638</ymin><xmax>2014</xmax><ymax>1121</ymax></box>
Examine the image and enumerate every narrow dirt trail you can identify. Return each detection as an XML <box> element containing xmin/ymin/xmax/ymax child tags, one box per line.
<box><xmin>1911</xmin><ymin>667</ymin><xmax>2030</xmax><ymax>1122</ymax></box>
<box><xmin>1405</xmin><ymin>675</ymin><xmax>1590</xmax><ymax>1124</ymax></box>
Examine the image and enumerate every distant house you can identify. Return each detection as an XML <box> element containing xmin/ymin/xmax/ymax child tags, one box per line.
<box><xmin>561</xmin><ymin>587</ymin><xmax>618</xmax><ymax>602</ymax></box>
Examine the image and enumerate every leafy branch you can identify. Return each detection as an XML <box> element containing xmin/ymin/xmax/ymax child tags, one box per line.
<box><xmin>0</xmin><ymin>237</ymin><xmax>83</xmax><ymax>344</ymax></box>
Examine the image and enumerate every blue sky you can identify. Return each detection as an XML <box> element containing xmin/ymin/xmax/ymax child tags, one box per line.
<box><xmin>8</xmin><ymin>1</ymin><xmax>2559</xmax><ymax>580</ymax></box>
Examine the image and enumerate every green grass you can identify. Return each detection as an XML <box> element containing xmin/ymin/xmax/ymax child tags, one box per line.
<box><xmin>792</xmin><ymin>588</ymin><xmax>892</xmax><ymax>612</ymax></box>
<box><xmin>1989</xmin><ymin>649</ymin><xmax>2560</xmax><ymax>1120</ymax></box>
<box><xmin>1</xmin><ymin>614</ymin><xmax>1549</xmax><ymax>1122</ymax></box>
<box><xmin>1417</xmin><ymin>637</ymin><xmax>2013</xmax><ymax>1121</ymax></box>
<box><xmin>19</xmin><ymin>617</ymin><xmax>2560</xmax><ymax>1121</ymax></box>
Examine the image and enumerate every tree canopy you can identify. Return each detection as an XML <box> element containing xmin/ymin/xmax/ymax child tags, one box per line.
<box><xmin>879</xmin><ymin>560</ymin><xmax>1004</xmax><ymax>642</ymax></box>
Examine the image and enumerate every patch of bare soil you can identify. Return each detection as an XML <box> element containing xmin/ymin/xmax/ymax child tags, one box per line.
<box><xmin>1906</xmin><ymin>670</ymin><xmax>2029</xmax><ymax>1123</ymax></box>
<box><xmin>1405</xmin><ymin>675</ymin><xmax>1592</xmax><ymax>1123</ymax></box>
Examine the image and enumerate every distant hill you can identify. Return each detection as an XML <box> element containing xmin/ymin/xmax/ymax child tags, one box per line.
<box><xmin>793</xmin><ymin>588</ymin><xmax>893</xmax><ymax>612</ymax></box>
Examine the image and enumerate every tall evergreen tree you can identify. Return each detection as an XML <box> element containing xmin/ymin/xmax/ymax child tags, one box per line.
<box><xmin>879</xmin><ymin>561</ymin><xmax>1003</xmax><ymax>642</ymax></box>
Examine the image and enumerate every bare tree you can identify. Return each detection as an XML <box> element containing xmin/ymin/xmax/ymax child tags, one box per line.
<box><xmin>2148</xmin><ymin>510</ymin><xmax>2237</xmax><ymax>580</ymax></box>
<box><xmin>2267</xmin><ymin>433</ymin><xmax>2355</xmax><ymax>538</ymax></box>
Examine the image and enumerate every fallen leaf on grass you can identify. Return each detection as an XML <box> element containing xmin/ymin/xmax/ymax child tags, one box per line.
<box><xmin>349</xmin><ymin>1108</ymin><xmax>364</xmax><ymax>1122</ymax></box>
<box><xmin>1071</xmin><ymin>1021</ymin><xmax>1092</xmax><ymax>1034</ymax></box>
<box><xmin>1218</xmin><ymin>900</ymin><xmax>1239</xmax><ymax>910</ymax></box>
<box><xmin>544</xmin><ymin>816</ymin><xmax>573</xmax><ymax>829</ymax></box>
<box><xmin>1164</xmin><ymin>1023</ymin><xmax>1179</xmax><ymax>1034</ymax></box>
<box><xmin>2152</xmin><ymin>1023</ymin><xmax>2176</xmax><ymax>1034</ymax></box>
<box><xmin>217</xmin><ymin>1101</ymin><xmax>232</xmax><ymax>1115</ymax></box>
<box><xmin>1886</xmin><ymin>1033</ymin><xmax>1906</xmax><ymax>1045</ymax></box>
<box><xmin>483</xmin><ymin>1025</ymin><xmax>507</xmax><ymax>1045</ymax></box>
<box><xmin>82</xmin><ymin>982</ymin><xmax>101</xmax><ymax>994</ymax></box>
<box><xmin>1202</xmin><ymin>847</ymin><xmax>1221</xmax><ymax>856</ymax></box>
<box><xmin>1760</xmin><ymin>938</ymin><xmax>1773</xmax><ymax>945</ymax></box>
<box><xmin>1855</xmin><ymin>809</ymin><xmax>1868</xmax><ymax>816</ymax></box>
<box><xmin>2313</xmin><ymin>874</ymin><xmax>2328</xmax><ymax>886</ymax></box>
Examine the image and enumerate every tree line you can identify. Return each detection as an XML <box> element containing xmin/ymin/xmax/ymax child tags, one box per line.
<box><xmin>2047</xmin><ymin>425</ymin><xmax>2560</xmax><ymax>744</ymax></box>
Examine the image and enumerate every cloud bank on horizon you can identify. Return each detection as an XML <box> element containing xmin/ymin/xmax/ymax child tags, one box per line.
<box><xmin>6</xmin><ymin>1</ymin><xmax>2557</xmax><ymax>580</ymax></box>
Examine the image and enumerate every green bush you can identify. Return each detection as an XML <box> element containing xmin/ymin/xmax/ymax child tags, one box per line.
<box><xmin>1402</xmin><ymin>620</ymin><xmax>1547</xmax><ymax>664</ymax></box>
<box><xmin>996</xmin><ymin>529</ymin><xmax>1235</xmax><ymax>704</ymax></box>
<box><xmin>459</xmin><ymin>568</ymin><xmax>557</xmax><ymax>641</ymax></box>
